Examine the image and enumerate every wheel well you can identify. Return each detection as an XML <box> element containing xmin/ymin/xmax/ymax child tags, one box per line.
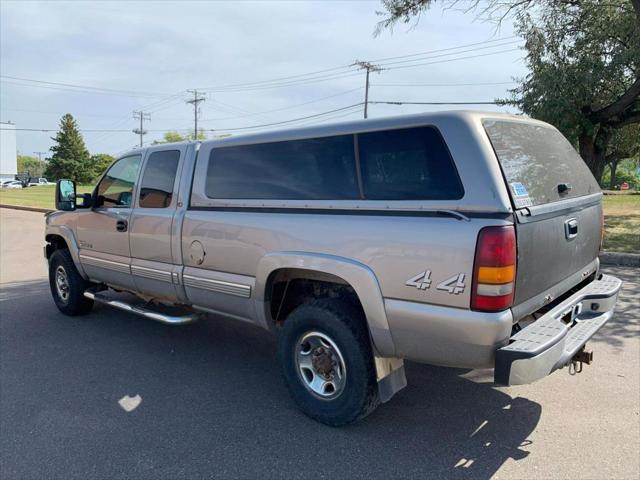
<box><xmin>266</xmin><ymin>269</ymin><xmax>365</xmax><ymax>327</ymax></box>
<box><xmin>45</xmin><ymin>234</ymin><xmax>69</xmax><ymax>259</ymax></box>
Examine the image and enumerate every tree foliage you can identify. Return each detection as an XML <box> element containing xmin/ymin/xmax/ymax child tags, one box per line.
<box><xmin>604</xmin><ymin>124</ymin><xmax>640</xmax><ymax>188</ymax></box>
<box><xmin>153</xmin><ymin>130</ymin><xmax>207</xmax><ymax>144</ymax></box>
<box><xmin>44</xmin><ymin>114</ymin><xmax>94</xmax><ymax>183</ymax></box>
<box><xmin>90</xmin><ymin>153</ymin><xmax>115</xmax><ymax>180</ymax></box>
<box><xmin>17</xmin><ymin>155</ymin><xmax>47</xmax><ymax>177</ymax></box>
<box><xmin>376</xmin><ymin>0</ymin><xmax>640</xmax><ymax>181</ymax></box>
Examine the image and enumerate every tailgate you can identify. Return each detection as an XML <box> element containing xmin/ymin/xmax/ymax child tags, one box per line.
<box><xmin>483</xmin><ymin>119</ymin><xmax>602</xmax><ymax>312</ymax></box>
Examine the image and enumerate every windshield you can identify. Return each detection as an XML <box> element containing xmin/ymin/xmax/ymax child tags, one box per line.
<box><xmin>483</xmin><ymin>119</ymin><xmax>600</xmax><ymax>208</ymax></box>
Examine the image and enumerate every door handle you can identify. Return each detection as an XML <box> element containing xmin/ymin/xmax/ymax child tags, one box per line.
<box><xmin>116</xmin><ymin>219</ymin><xmax>128</xmax><ymax>232</ymax></box>
<box><xmin>565</xmin><ymin>218</ymin><xmax>578</xmax><ymax>239</ymax></box>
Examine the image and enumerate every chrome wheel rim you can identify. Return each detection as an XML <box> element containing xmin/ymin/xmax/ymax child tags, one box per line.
<box><xmin>55</xmin><ymin>265</ymin><xmax>70</xmax><ymax>302</ymax></box>
<box><xmin>295</xmin><ymin>331</ymin><xmax>346</xmax><ymax>399</ymax></box>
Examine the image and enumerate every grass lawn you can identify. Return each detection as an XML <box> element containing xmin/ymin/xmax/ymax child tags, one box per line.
<box><xmin>0</xmin><ymin>185</ymin><xmax>93</xmax><ymax>209</ymax></box>
<box><xmin>1</xmin><ymin>186</ymin><xmax>638</xmax><ymax>253</ymax></box>
<box><xmin>602</xmin><ymin>194</ymin><xmax>640</xmax><ymax>253</ymax></box>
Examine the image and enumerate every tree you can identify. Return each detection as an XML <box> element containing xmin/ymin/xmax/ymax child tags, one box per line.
<box><xmin>604</xmin><ymin>124</ymin><xmax>640</xmax><ymax>188</ymax></box>
<box><xmin>44</xmin><ymin>114</ymin><xmax>94</xmax><ymax>183</ymax></box>
<box><xmin>376</xmin><ymin>0</ymin><xmax>640</xmax><ymax>181</ymax></box>
<box><xmin>17</xmin><ymin>155</ymin><xmax>46</xmax><ymax>177</ymax></box>
<box><xmin>90</xmin><ymin>153</ymin><xmax>115</xmax><ymax>181</ymax></box>
<box><xmin>153</xmin><ymin>130</ymin><xmax>207</xmax><ymax>144</ymax></box>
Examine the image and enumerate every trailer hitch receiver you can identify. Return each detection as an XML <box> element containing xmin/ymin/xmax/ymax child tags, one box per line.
<box><xmin>569</xmin><ymin>347</ymin><xmax>593</xmax><ymax>375</ymax></box>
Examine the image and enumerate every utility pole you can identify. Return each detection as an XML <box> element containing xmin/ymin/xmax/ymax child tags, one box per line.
<box><xmin>33</xmin><ymin>151</ymin><xmax>47</xmax><ymax>161</ymax></box>
<box><xmin>132</xmin><ymin>111</ymin><xmax>150</xmax><ymax>147</ymax></box>
<box><xmin>186</xmin><ymin>89</ymin><xmax>206</xmax><ymax>139</ymax></box>
<box><xmin>353</xmin><ymin>61</ymin><xmax>382</xmax><ymax>119</ymax></box>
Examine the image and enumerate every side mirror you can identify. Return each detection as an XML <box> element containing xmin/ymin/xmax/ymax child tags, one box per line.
<box><xmin>55</xmin><ymin>179</ymin><xmax>76</xmax><ymax>211</ymax></box>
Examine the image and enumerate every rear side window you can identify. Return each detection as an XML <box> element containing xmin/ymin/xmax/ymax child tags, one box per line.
<box><xmin>206</xmin><ymin>135</ymin><xmax>359</xmax><ymax>200</ymax></box>
<box><xmin>139</xmin><ymin>150</ymin><xmax>180</xmax><ymax>208</ymax></box>
<box><xmin>357</xmin><ymin>126</ymin><xmax>464</xmax><ymax>200</ymax></box>
<box><xmin>483</xmin><ymin>120</ymin><xmax>600</xmax><ymax>207</ymax></box>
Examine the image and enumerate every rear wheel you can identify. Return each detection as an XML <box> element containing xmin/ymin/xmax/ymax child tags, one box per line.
<box><xmin>48</xmin><ymin>249</ymin><xmax>94</xmax><ymax>316</ymax></box>
<box><xmin>278</xmin><ymin>299</ymin><xmax>379</xmax><ymax>426</ymax></box>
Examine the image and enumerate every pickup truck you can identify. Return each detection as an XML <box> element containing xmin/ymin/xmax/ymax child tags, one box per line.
<box><xmin>28</xmin><ymin>177</ymin><xmax>51</xmax><ymax>187</ymax></box>
<box><xmin>45</xmin><ymin>111</ymin><xmax>622</xmax><ymax>426</ymax></box>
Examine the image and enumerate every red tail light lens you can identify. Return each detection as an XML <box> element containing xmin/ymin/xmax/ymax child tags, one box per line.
<box><xmin>471</xmin><ymin>226</ymin><xmax>516</xmax><ymax>312</ymax></box>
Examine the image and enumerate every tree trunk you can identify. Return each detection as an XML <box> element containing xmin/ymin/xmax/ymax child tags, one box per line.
<box><xmin>608</xmin><ymin>161</ymin><xmax>619</xmax><ymax>190</ymax></box>
<box><xmin>579</xmin><ymin>129</ymin><xmax>612</xmax><ymax>184</ymax></box>
<box><xmin>579</xmin><ymin>134</ymin><xmax>598</xmax><ymax>177</ymax></box>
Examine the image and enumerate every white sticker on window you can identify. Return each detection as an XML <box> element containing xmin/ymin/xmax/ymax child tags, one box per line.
<box><xmin>510</xmin><ymin>182</ymin><xmax>533</xmax><ymax>208</ymax></box>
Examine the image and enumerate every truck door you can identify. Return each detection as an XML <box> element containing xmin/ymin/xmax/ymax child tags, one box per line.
<box><xmin>76</xmin><ymin>154</ymin><xmax>142</xmax><ymax>290</ymax></box>
<box><xmin>129</xmin><ymin>146</ymin><xmax>186</xmax><ymax>301</ymax></box>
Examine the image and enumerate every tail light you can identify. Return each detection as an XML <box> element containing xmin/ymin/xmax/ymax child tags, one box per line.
<box><xmin>471</xmin><ymin>226</ymin><xmax>516</xmax><ymax>312</ymax></box>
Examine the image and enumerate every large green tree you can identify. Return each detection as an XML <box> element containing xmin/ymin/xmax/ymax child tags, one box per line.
<box><xmin>45</xmin><ymin>114</ymin><xmax>94</xmax><ymax>182</ymax></box>
<box><xmin>376</xmin><ymin>0</ymin><xmax>640</xmax><ymax>181</ymax></box>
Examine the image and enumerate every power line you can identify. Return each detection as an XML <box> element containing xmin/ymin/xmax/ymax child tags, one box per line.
<box><xmin>369</xmin><ymin>101</ymin><xmax>502</xmax><ymax>105</ymax></box>
<box><xmin>204</xmin><ymin>103</ymin><xmax>364</xmax><ymax>132</ymax></box>
<box><xmin>0</xmin><ymin>75</ymin><xmax>168</xmax><ymax>98</ymax></box>
<box><xmin>366</xmin><ymin>36</ymin><xmax>519</xmax><ymax>63</ymax></box>
<box><xmin>373</xmin><ymin>81</ymin><xmax>516</xmax><ymax>87</ymax></box>
<box><xmin>201</xmin><ymin>71</ymin><xmax>363</xmax><ymax>93</ymax></box>
<box><xmin>375</xmin><ymin>40</ymin><xmax>521</xmax><ymax>69</ymax></box>
<box><xmin>1</xmin><ymin>97</ymin><xmax>508</xmax><ymax>135</ymax></box>
<box><xmin>199</xmin><ymin>45</ymin><xmax>520</xmax><ymax>94</ymax></box>
<box><xmin>197</xmin><ymin>64</ymin><xmax>354</xmax><ymax>91</ymax></box>
<box><xmin>199</xmin><ymin>87</ymin><xmax>363</xmax><ymax>122</ymax></box>
<box><xmin>385</xmin><ymin>48</ymin><xmax>522</xmax><ymax>71</ymax></box>
<box><xmin>196</xmin><ymin>35</ymin><xmax>518</xmax><ymax>92</ymax></box>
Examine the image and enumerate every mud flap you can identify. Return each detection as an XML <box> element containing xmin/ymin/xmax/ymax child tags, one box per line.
<box><xmin>374</xmin><ymin>356</ymin><xmax>407</xmax><ymax>403</ymax></box>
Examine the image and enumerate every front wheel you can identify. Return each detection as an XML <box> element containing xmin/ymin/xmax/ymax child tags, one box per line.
<box><xmin>48</xmin><ymin>249</ymin><xmax>94</xmax><ymax>316</ymax></box>
<box><xmin>278</xmin><ymin>299</ymin><xmax>379</xmax><ymax>426</ymax></box>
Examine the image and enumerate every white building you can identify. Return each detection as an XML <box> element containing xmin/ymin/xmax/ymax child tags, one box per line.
<box><xmin>0</xmin><ymin>122</ymin><xmax>17</xmax><ymax>181</ymax></box>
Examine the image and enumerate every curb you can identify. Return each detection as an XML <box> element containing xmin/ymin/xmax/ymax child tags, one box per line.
<box><xmin>600</xmin><ymin>252</ymin><xmax>640</xmax><ymax>267</ymax></box>
<box><xmin>0</xmin><ymin>204</ymin><xmax>53</xmax><ymax>214</ymax></box>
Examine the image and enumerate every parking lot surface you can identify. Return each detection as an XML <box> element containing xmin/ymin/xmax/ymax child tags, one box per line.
<box><xmin>1</xmin><ymin>208</ymin><xmax>638</xmax><ymax>479</ymax></box>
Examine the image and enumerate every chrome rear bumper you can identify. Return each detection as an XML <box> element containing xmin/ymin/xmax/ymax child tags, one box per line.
<box><xmin>495</xmin><ymin>274</ymin><xmax>622</xmax><ymax>386</ymax></box>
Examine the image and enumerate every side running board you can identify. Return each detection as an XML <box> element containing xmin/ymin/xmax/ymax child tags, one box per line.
<box><xmin>84</xmin><ymin>290</ymin><xmax>200</xmax><ymax>325</ymax></box>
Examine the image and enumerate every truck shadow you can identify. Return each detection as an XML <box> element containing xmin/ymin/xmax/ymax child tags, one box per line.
<box><xmin>589</xmin><ymin>266</ymin><xmax>639</xmax><ymax>351</ymax></box>
<box><xmin>2</xmin><ymin>279</ymin><xmax>538</xmax><ymax>479</ymax></box>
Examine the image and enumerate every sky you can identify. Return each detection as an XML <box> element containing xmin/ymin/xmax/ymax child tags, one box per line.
<box><xmin>0</xmin><ymin>0</ymin><xmax>528</xmax><ymax>158</ymax></box>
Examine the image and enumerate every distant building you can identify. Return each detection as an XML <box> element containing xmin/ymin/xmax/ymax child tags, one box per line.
<box><xmin>0</xmin><ymin>122</ymin><xmax>17</xmax><ymax>181</ymax></box>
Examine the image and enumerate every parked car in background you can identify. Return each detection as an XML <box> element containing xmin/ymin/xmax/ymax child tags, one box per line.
<box><xmin>1</xmin><ymin>180</ymin><xmax>24</xmax><ymax>189</ymax></box>
<box><xmin>27</xmin><ymin>178</ymin><xmax>51</xmax><ymax>187</ymax></box>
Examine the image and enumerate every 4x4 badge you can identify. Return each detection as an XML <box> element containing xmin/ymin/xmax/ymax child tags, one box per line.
<box><xmin>405</xmin><ymin>270</ymin><xmax>432</xmax><ymax>290</ymax></box>
<box><xmin>406</xmin><ymin>271</ymin><xmax>466</xmax><ymax>294</ymax></box>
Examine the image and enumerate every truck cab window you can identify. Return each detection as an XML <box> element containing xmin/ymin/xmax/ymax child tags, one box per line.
<box><xmin>139</xmin><ymin>150</ymin><xmax>180</xmax><ymax>208</ymax></box>
<box><xmin>96</xmin><ymin>154</ymin><xmax>142</xmax><ymax>207</ymax></box>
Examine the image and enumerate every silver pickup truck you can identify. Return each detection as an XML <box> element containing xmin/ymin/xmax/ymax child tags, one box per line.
<box><xmin>45</xmin><ymin>111</ymin><xmax>622</xmax><ymax>425</ymax></box>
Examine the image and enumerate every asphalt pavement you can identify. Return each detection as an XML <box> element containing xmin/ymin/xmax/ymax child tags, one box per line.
<box><xmin>1</xmin><ymin>208</ymin><xmax>638</xmax><ymax>479</ymax></box>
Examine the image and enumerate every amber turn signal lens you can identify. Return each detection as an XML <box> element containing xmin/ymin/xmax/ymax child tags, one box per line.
<box><xmin>477</xmin><ymin>265</ymin><xmax>515</xmax><ymax>284</ymax></box>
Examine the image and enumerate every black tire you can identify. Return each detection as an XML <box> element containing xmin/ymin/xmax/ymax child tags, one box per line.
<box><xmin>48</xmin><ymin>249</ymin><xmax>94</xmax><ymax>316</ymax></box>
<box><xmin>278</xmin><ymin>299</ymin><xmax>379</xmax><ymax>426</ymax></box>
